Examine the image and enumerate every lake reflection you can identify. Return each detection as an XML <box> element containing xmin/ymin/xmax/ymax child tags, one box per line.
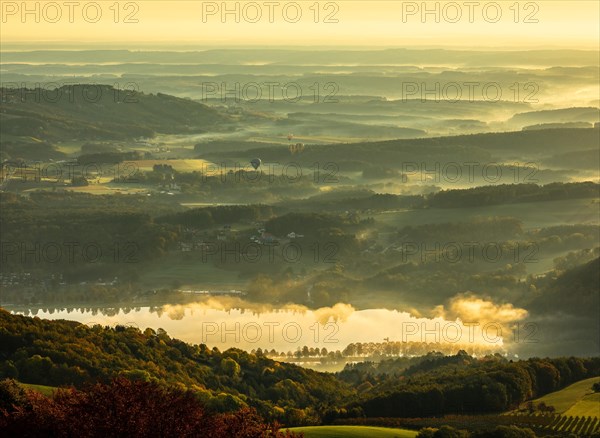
<box><xmin>10</xmin><ymin>300</ymin><xmax>508</xmax><ymax>354</ymax></box>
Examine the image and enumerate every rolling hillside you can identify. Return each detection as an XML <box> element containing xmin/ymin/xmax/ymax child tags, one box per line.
<box><xmin>200</xmin><ymin>127</ymin><xmax>600</xmax><ymax>166</ymax></box>
<box><xmin>0</xmin><ymin>85</ymin><xmax>229</xmax><ymax>142</ymax></box>
<box><xmin>531</xmin><ymin>377</ymin><xmax>600</xmax><ymax>417</ymax></box>
<box><xmin>287</xmin><ymin>426</ymin><xmax>417</xmax><ymax>438</ymax></box>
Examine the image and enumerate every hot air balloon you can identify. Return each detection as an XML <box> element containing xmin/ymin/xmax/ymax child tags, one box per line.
<box><xmin>250</xmin><ymin>158</ymin><xmax>262</xmax><ymax>170</ymax></box>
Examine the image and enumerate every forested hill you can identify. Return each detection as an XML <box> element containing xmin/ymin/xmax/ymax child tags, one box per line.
<box><xmin>200</xmin><ymin>127</ymin><xmax>600</xmax><ymax>165</ymax></box>
<box><xmin>0</xmin><ymin>309</ymin><xmax>352</xmax><ymax>424</ymax></box>
<box><xmin>0</xmin><ymin>310</ymin><xmax>599</xmax><ymax>427</ymax></box>
<box><xmin>528</xmin><ymin>257</ymin><xmax>600</xmax><ymax>315</ymax></box>
<box><xmin>339</xmin><ymin>353</ymin><xmax>600</xmax><ymax>419</ymax></box>
<box><xmin>0</xmin><ymin>85</ymin><xmax>229</xmax><ymax>141</ymax></box>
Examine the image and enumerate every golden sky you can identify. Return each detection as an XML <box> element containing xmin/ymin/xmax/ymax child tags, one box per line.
<box><xmin>1</xmin><ymin>1</ymin><xmax>599</xmax><ymax>48</ymax></box>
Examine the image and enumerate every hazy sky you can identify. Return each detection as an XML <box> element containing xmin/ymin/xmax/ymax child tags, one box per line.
<box><xmin>1</xmin><ymin>1</ymin><xmax>598</xmax><ymax>48</ymax></box>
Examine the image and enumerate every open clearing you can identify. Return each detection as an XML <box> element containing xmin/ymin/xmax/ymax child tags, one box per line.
<box><xmin>286</xmin><ymin>426</ymin><xmax>417</xmax><ymax>438</ymax></box>
<box><xmin>130</xmin><ymin>159</ymin><xmax>214</xmax><ymax>172</ymax></box>
<box><xmin>564</xmin><ymin>392</ymin><xmax>600</xmax><ymax>417</ymax></box>
<box><xmin>19</xmin><ymin>382</ymin><xmax>57</xmax><ymax>397</ymax></box>
<box><xmin>532</xmin><ymin>377</ymin><xmax>600</xmax><ymax>416</ymax></box>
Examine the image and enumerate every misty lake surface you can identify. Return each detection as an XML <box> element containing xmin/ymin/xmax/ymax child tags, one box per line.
<box><xmin>8</xmin><ymin>303</ymin><xmax>503</xmax><ymax>353</ymax></box>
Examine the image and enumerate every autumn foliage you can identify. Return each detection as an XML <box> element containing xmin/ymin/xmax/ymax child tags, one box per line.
<box><xmin>0</xmin><ymin>378</ymin><xmax>301</xmax><ymax>438</ymax></box>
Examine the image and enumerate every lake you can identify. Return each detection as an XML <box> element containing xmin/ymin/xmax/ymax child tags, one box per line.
<box><xmin>7</xmin><ymin>301</ymin><xmax>509</xmax><ymax>356</ymax></box>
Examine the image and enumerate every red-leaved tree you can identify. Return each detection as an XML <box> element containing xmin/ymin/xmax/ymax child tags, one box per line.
<box><xmin>0</xmin><ymin>378</ymin><xmax>301</xmax><ymax>438</ymax></box>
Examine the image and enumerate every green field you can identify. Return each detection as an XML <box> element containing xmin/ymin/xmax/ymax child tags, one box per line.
<box><xmin>532</xmin><ymin>377</ymin><xmax>600</xmax><ymax>416</ymax></box>
<box><xmin>286</xmin><ymin>426</ymin><xmax>417</xmax><ymax>438</ymax></box>
<box><xmin>565</xmin><ymin>392</ymin><xmax>600</xmax><ymax>418</ymax></box>
<box><xmin>131</xmin><ymin>159</ymin><xmax>214</xmax><ymax>172</ymax></box>
<box><xmin>19</xmin><ymin>382</ymin><xmax>57</xmax><ymax>397</ymax></box>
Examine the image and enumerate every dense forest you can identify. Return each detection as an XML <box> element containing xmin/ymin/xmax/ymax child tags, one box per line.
<box><xmin>338</xmin><ymin>352</ymin><xmax>599</xmax><ymax>419</ymax></box>
<box><xmin>0</xmin><ymin>310</ymin><xmax>598</xmax><ymax>429</ymax></box>
<box><xmin>0</xmin><ymin>309</ymin><xmax>352</xmax><ymax>426</ymax></box>
<box><xmin>0</xmin><ymin>377</ymin><xmax>300</xmax><ymax>437</ymax></box>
